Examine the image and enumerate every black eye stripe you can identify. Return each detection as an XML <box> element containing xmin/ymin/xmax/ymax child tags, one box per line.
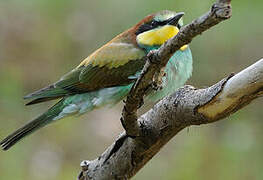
<box><xmin>135</xmin><ymin>17</ymin><xmax>178</xmax><ymax>35</ymax></box>
<box><xmin>135</xmin><ymin>23</ymin><xmax>153</xmax><ymax>35</ymax></box>
<box><xmin>156</xmin><ymin>19</ymin><xmax>171</xmax><ymax>26</ymax></box>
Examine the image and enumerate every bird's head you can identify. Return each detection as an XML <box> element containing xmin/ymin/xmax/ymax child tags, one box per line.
<box><xmin>134</xmin><ymin>10</ymin><xmax>187</xmax><ymax>50</ymax></box>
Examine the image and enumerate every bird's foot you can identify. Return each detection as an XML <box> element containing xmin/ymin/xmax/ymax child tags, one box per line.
<box><xmin>152</xmin><ymin>81</ymin><xmax>164</xmax><ymax>91</ymax></box>
<box><xmin>152</xmin><ymin>67</ymin><xmax>166</xmax><ymax>91</ymax></box>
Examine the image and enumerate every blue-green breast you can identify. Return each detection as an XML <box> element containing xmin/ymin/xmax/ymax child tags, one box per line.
<box><xmin>145</xmin><ymin>47</ymin><xmax>193</xmax><ymax>101</ymax></box>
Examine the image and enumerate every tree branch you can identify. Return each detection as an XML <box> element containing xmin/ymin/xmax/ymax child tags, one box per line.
<box><xmin>79</xmin><ymin>58</ymin><xmax>263</xmax><ymax>179</ymax></box>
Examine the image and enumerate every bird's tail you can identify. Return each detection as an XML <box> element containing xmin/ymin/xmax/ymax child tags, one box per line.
<box><xmin>0</xmin><ymin>85</ymin><xmax>132</xmax><ymax>151</ymax></box>
<box><xmin>0</xmin><ymin>99</ymin><xmax>66</xmax><ymax>151</ymax></box>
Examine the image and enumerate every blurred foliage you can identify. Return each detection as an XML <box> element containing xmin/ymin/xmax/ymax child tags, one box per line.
<box><xmin>0</xmin><ymin>0</ymin><xmax>263</xmax><ymax>179</ymax></box>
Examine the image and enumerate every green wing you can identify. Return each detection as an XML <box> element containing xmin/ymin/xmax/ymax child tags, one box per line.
<box><xmin>24</xmin><ymin>40</ymin><xmax>146</xmax><ymax>105</ymax></box>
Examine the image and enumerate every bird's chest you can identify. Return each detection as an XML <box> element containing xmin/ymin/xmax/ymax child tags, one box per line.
<box><xmin>146</xmin><ymin>47</ymin><xmax>193</xmax><ymax>101</ymax></box>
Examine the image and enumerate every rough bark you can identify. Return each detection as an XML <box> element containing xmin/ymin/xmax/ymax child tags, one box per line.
<box><xmin>79</xmin><ymin>58</ymin><xmax>263</xmax><ymax>179</ymax></box>
<box><xmin>74</xmin><ymin>0</ymin><xmax>263</xmax><ymax>179</ymax></box>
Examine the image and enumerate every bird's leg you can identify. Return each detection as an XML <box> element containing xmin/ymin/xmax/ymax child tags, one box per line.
<box><xmin>152</xmin><ymin>67</ymin><xmax>166</xmax><ymax>91</ymax></box>
<box><xmin>148</xmin><ymin>49</ymin><xmax>166</xmax><ymax>91</ymax></box>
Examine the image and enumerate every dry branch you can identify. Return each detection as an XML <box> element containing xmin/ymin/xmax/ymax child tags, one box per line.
<box><xmin>79</xmin><ymin>58</ymin><xmax>263</xmax><ymax>179</ymax></box>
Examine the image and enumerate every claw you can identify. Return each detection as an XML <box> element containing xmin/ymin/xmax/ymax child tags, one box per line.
<box><xmin>152</xmin><ymin>81</ymin><xmax>164</xmax><ymax>91</ymax></box>
<box><xmin>152</xmin><ymin>67</ymin><xmax>166</xmax><ymax>91</ymax></box>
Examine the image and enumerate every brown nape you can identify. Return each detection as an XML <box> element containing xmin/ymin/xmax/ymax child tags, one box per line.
<box><xmin>125</xmin><ymin>14</ymin><xmax>155</xmax><ymax>44</ymax></box>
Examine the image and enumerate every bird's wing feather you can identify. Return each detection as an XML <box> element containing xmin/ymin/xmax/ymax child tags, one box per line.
<box><xmin>24</xmin><ymin>38</ymin><xmax>146</xmax><ymax>105</ymax></box>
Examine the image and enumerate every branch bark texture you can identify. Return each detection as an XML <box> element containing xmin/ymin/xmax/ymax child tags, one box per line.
<box><xmin>79</xmin><ymin>58</ymin><xmax>263</xmax><ymax>179</ymax></box>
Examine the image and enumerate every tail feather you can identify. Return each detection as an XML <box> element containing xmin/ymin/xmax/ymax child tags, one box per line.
<box><xmin>25</xmin><ymin>96</ymin><xmax>63</xmax><ymax>106</ymax></box>
<box><xmin>0</xmin><ymin>100</ymin><xmax>65</xmax><ymax>150</ymax></box>
<box><xmin>24</xmin><ymin>84</ymin><xmax>68</xmax><ymax>105</ymax></box>
<box><xmin>0</xmin><ymin>117</ymin><xmax>45</xmax><ymax>150</ymax></box>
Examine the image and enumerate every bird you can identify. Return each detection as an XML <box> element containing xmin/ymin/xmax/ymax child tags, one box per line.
<box><xmin>0</xmin><ymin>10</ymin><xmax>193</xmax><ymax>150</ymax></box>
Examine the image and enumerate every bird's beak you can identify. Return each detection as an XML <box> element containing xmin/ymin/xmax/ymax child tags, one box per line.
<box><xmin>168</xmin><ymin>12</ymin><xmax>185</xmax><ymax>26</ymax></box>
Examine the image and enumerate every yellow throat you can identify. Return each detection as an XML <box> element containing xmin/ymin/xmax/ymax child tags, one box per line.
<box><xmin>136</xmin><ymin>25</ymin><xmax>187</xmax><ymax>51</ymax></box>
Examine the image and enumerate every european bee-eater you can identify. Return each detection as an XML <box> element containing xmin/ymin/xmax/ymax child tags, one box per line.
<box><xmin>1</xmin><ymin>10</ymin><xmax>192</xmax><ymax>150</ymax></box>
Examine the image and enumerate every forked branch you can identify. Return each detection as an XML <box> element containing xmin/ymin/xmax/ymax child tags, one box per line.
<box><xmin>79</xmin><ymin>58</ymin><xmax>263</xmax><ymax>179</ymax></box>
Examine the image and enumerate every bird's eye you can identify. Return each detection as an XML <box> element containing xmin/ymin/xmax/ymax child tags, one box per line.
<box><xmin>151</xmin><ymin>21</ymin><xmax>159</xmax><ymax>27</ymax></box>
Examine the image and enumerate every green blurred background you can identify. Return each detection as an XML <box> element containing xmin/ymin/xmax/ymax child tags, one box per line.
<box><xmin>0</xmin><ymin>0</ymin><xmax>263</xmax><ymax>179</ymax></box>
